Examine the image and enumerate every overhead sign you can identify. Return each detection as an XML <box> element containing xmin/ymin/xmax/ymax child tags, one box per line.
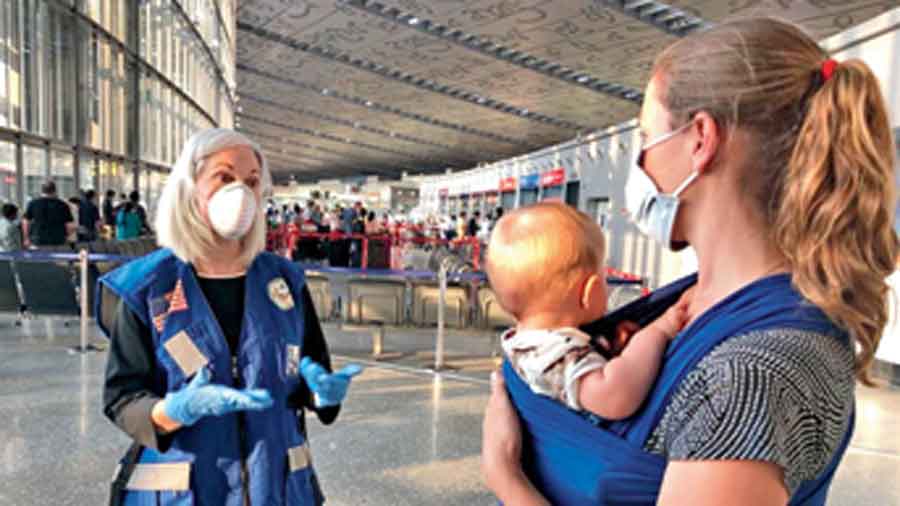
<box><xmin>519</xmin><ymin>173</ymin><xmax>540</xmax><ymax>190</ymax></box>
<box><xmin>499</xmin><ymin>177</ymin><xmax>517</xmax><ymax>192</ymax></box>
<box><xmin>540</xmin><ymin>167</ymin><xmax>565</xmax><ymax>187</ymax></box>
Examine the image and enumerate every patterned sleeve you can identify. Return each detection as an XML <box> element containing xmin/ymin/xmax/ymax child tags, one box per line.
<box><xmin>644</xmin><ymin>329</ymin><xmax>855</xmax><ymax>494</ymax></box>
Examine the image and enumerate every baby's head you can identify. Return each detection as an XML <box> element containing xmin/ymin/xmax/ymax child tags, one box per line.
<box><xmin>485</xmin><ymin>202</ymin><xmax>607</xmax><ymax>326</ymax></box>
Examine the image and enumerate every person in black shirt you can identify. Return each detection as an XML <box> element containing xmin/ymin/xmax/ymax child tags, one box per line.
<box><xmin>78</xmin><ymin>189</ymin><xmax>102</xmax><ymax>242</ymax></box>
<box><xmin>103</xmin><ymin>189</ymin><xmax>116</xmax><ymax>226</ymax></box>
<box><xmin>22</xmin><ymin>180</ymin><xmax>74</xmax><ymax>247</ymax></box>
<box><xmin>128</xmin><ymin>190</ymin><xmax>151</xmax><ymax>236</ymax></box>
<box><xmin>467</xmin><ymin>210</ymin><xmax>481</xmax><ymax>237</ymax></box>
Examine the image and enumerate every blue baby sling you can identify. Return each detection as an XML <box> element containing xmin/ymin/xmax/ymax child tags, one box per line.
<box><xmin>504</xmin><ymin>273</ymin><xmax>854</xmax><ymax>505</ymax></box>
<box><xmin>97</xmin><ymin>249</ymin><xmax>323</xmax><ymax>506</ymax></box>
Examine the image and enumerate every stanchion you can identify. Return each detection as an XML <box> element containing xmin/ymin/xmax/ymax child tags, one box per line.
<box><xmin>433</xmin><ymin>258</ymin><xmax>449</xmax><ymax>371</ymax></box>
<box><xmin>69</xmin><ymin>249</ymin><xmax>101</xmax><ymax>354</ymax></box>
<box><xmin>372</xmin><ymin>324</ymin><xmax>384</xmax><ymax>359</ymax></box>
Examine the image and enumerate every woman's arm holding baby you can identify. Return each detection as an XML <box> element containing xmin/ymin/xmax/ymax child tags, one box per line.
<box><xmin>578</xmin><ymin>297</ymin><xmax>689</xmax><ymax>419</ymax></box>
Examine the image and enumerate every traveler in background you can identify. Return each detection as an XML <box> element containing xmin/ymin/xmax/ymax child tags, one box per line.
<box><xmin>129</xmin><ymin>191</ymin><xmax>151</xmax><ymax>236</ymax></box>
<box><xmin>103</xmin><ymin>189</ymin><xmax>117</xmax><ymax>230</ymax></box>
<box><xmin>308</xmin><ymin>200</ymin><xmax>322</xmax><ymax>225</ymax></box>
<box><xmin>457</xmin><ymin>211</ymin><xmax>467</xmax><ymax>239</ymax></box>
<box><xmin>292</xmin><ymin>204</ymin><xmax>304</xmax><ymax>226</ymax></box>
<box><xmin>22</xmin><ymin>180</ymin><xmax>74</xmax><ymax>248</ymax></box>
<box><xmin>79</xmin><ymin>190</ymin><xmax>102</xmax><ymax>242</ymax></box>
<box><xmin>445</xmin><ymin>214</ymin><xmax>458</xmax><ymax>241</ymax></box>
<box><xmin>466</xmin><ymin>210</ymin><xmax>481</xmax><ymax>238</ymax></box>
<box><xmin>477</xmin><ymin>211</ymin><xmax>493</xmax><ymax>243</ymax></box>
<box><xmin>350</xmin><ymin>205</ymin><xmax>366</xmax><ymax>267</ymax></box>
<box><xmin>0</xmin><ymin>203</ymin><xmax>22</xmax><ymax>252</ymax></box>
<box><xmin>66</xmin><ymin>196</ymin><xmax>81</xmax><ymax>244</ymax></box>
<box><xmin>365</xmin><ymin>211</ymin><xmax>383</xmax><ymax>235</ymax></box>
<box><xmin>116</xmin><ymin>201</ymin><xmax>142</xmax><ymax>240</ymax></box>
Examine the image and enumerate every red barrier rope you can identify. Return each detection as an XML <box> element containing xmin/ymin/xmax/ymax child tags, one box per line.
<box><xmin>272</xmin><ymin>227</ymin><xmax>647</xmax><ymax>293</ymax></box>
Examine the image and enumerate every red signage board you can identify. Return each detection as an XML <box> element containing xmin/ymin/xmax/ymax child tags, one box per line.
<box><xmin>499</xmin><ymin>177</ymin><xmax>517</xmax><ymax>192</ymax></box>
<box><xmin>438</xmin><ymin>188</ymin><xmax>449</xmax><ymax>197</ymax></box>
<box><xmin>540</xmin><ymin>167</ymin><xmax>565</xmax><ymax>187</ymax></box>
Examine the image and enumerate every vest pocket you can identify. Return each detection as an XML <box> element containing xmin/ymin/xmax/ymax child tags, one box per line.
<box><xmin>284</xmin><ymin>443</ymin><xmax>323</xmax><ymax>505</ymax></box>
<box><xmin>120</xmin><ymin>462</ymin><xmax>194</xmax><ymax>506</ymax></box>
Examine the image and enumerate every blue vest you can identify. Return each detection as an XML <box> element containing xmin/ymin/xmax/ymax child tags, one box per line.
<box><xmin>505</xmin><ymin>273</ymin><xmax>854</xmax><ymax>505</ymax></box>
<box><xmin>98</xmin><ymin>249</ymin><xmax>322</xmax><ymax>506</ymax></box>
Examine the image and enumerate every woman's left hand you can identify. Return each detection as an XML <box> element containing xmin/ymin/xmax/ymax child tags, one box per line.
<box><xmin>299</xmin><ymin>358</ymin><xmax>364</xmax><ymax>407</ymax></box>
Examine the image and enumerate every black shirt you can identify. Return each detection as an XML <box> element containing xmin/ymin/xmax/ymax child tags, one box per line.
<box><xmin>103</xmin><ymin>199</ymin><xmax>116</xmax><ymax>226</ymax></box>
<box><xmin>102</xmin><ymin>278</ymin><xmax>338</xmax><ymax>451</ymax></box>
<box><xmin>78</xmin><ymin>199</ymin><xmax>100</xmax><ymax>234</ymax></box>
<box><xmin>24</xmin><ymin>196</ymin><xmax>73</xmax><ymax>246</ymax></box>
<box><xmin>466</xmin><ymin>218</ymin><xmax>479</xmax><ymax>237</ymax></box>
<box><xmin>196</xmin><ymin>275</ymin><xmax>245</xmax><ymax>354</ymax></box>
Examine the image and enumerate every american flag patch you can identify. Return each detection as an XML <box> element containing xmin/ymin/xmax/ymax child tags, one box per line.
<box><xmin>150</xmin><ymin>279</ymin><xmax>189</xmax><ymax>333</ymax></box>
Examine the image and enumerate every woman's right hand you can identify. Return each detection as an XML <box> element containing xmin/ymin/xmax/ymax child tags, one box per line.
<box><xmin>157</xmin><ymin>368</ymin><xmax>273</xmax><ymax>429</ymax></box>
<box><xmin>482</xmin><ymin>371</ymin><xmax>550</xmax><ymax>506</ymax></box>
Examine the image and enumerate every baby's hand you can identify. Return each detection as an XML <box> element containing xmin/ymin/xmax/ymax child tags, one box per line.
<box><xmin>613</xmin><ymin>320</ymin><xmax>640</xmax><ymax>353</ymax></box>
<box><xmin>652</xmin><ymin>304</ymin><xmax>688</xmax><ymax>339</ymax></box>
<box><xmin>650</xmin><ymin>287</ymin><xmax>694</xmax><ymax>339</ymax></box>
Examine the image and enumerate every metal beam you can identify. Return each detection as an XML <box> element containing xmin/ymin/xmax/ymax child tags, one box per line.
<box><xmin>237</xmin><ymin>64</ymin><xmax>528</xmax><ymax>148</ymax></box>
<box><xmin>240</xmin><ymin>93</ymin><xmax>481</xmax><ymax>162</ymax></box>
<box><xmin>237</xmin><ymin>21</ymin><xmax>590</xmax><ymax>131</ymax></box>
<box><xmin>595</xmin><ymin>0</ymin><xmax>710</xmax><ymax>37</ymax></box>
<box><xmin>238</xmin><ymin>113</ymin><xmax>451</xmax><ymax>172</ymax></box>
<box><xmin>340</xmin><ymin>0</ymin><xmax>645</xmax><ymax>103</ymax></box>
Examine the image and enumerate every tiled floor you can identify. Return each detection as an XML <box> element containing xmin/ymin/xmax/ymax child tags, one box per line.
<box><xmin>1</xmin><ymin>316</ymin><xmax>898</xmax><ymax>505</ymax></box>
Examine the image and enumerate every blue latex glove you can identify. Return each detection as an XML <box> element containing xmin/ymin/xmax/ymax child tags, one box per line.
<box><xmin>163</xmin><ymin>368</ymin><xmax>274</xmax><ymax>426</ymax></box>
<box><xmin>299</xmin><ymin>357</ymin><xmax>364</xmax><ymax>407</ymax></box>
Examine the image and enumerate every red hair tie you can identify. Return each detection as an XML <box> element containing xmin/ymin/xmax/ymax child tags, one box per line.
<box><xmin>821</xmin><ymin>59</ymin><xmax>838</xmax><ymax>82</ymax></box>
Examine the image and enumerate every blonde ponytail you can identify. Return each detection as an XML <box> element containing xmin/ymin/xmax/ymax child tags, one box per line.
<box><xmin>774</xmin><ymin>60</ymin><xmax>898</xmax><ymax>384</ymax></box>
<box><xmin>653</xmin><ymin>18</ymin><xmax>899</xmax><ymax>384</ymax></box>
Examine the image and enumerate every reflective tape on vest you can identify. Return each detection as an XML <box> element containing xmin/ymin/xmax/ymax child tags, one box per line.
<box><xmin>125</xmin><ymin>462</ymin><xmax>191</xmax><ymax>491</ymax></box>
<box><xmin>288</xmin><ymin>444</ymin><xmax>312</xmax><ymax>472</ymax></box>
<box><xmin>163</xmin><ymin>330</ymin><xmax>209</xmax><ymax>378</ymax></box>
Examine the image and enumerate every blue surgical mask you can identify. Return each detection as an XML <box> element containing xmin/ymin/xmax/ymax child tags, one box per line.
<box><xmin>625</xmin><ymin>122</ymin><xmax>698</xmax><ymax>250</ymax></box>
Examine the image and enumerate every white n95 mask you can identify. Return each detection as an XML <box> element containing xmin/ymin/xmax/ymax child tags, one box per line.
<box><xmin>207</xmin><ymin>182</ymin><xmax>258</xmax><ymax>240</ymax></box>
<box><xmin>624</xmin><ymin>124</ymin><xmax>699</xmax><ymax>251</ymax></box>
<box><xmin>625</xmin><ymin>166</ymin><xmax>699</xmax><ymax>251</ymax></box>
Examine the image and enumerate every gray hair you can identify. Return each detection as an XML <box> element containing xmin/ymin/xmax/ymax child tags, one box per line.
<box><xmin>155</xmin><ymin>128</ymin><xmax>272</xmax><ymax>267</ymax></box>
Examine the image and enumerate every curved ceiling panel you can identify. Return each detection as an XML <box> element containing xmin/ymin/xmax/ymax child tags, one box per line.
<box><xmin>236</xmin><ymin>0</ymin><xmax>899</xmax><ymax>181</ymax></box>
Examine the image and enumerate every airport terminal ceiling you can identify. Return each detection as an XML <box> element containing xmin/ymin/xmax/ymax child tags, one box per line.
<box><xmin>235</xmin><ymin>0</ymin><xmax>899</xmax><ymax>182</ymax></box>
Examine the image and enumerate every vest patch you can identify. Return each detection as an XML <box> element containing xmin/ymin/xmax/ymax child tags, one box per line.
<box><xmin>150</xmin><ymin>279</ymin><xmax>189</xmax><ymax>332</ymax></box>
<box><xmin>268</xmin><ymin>277</ymin><xmax>295</xmax><ymax>311</ymax></box>
<box><xmin>286</xmin><ymin>344</ymin><xmax>301</xmax><ymax>376</ymax></box>
<box><xmin>163</xmin><ymin>330</ymin><xmax>209</xmax><ymax>378</ymax></box>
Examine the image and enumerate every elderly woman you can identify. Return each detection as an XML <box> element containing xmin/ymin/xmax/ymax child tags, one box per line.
<box><xmin>99</xmin><ymin>129</ymin><xmax>361</xmax><ymax>505</ymax></box>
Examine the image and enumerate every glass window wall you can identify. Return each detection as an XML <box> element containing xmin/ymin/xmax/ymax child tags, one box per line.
<box><xmin>0</xmin><ymin>140</ymin><xmax>16</xmax><ymax>204</ymax></box>
<box><xmin>0</xmin><ymin>0</ymin><xmax>23</xmax><ymax>129</ymax></box>
<box><xmin>22</xmin><ymin>144</ymin><xmax>46</xmax><ymax>203</ymax></box>
<box><xmin>0</xmin><ymin>1</ymin><xmax>234</xmax><ymax>208</ymax></box>
<box><xmin>50</xmin><ymin>150</ymin><xmax>75</xmax><ymax>199</ymax></box>
<box><xmin>79</xmin><ymin>151</ymin><xmax>97</xmax><ymax>192</ymax></box>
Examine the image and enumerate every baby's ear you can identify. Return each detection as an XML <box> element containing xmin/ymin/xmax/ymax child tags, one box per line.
<box><xmin>580</xmin><ymin>273</ymin><xmax>602</xmax><ymax>309</ymax></box>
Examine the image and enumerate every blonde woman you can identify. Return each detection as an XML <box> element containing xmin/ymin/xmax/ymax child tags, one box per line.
<box><xmin>482</xmin><ymin>18</ymin><xmax>897</xmax><ymax>506</ymax></box>
<box><xmin>98</xmin><ymin>129</ymin><xmax>362</xmax><ymax>505</ymax></box>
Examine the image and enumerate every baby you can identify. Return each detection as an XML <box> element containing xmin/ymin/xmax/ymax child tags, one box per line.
<box><xmin>485</xmin><ymin>202</ymin><xmax>687</xmax><ymax>419</ymax></box>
